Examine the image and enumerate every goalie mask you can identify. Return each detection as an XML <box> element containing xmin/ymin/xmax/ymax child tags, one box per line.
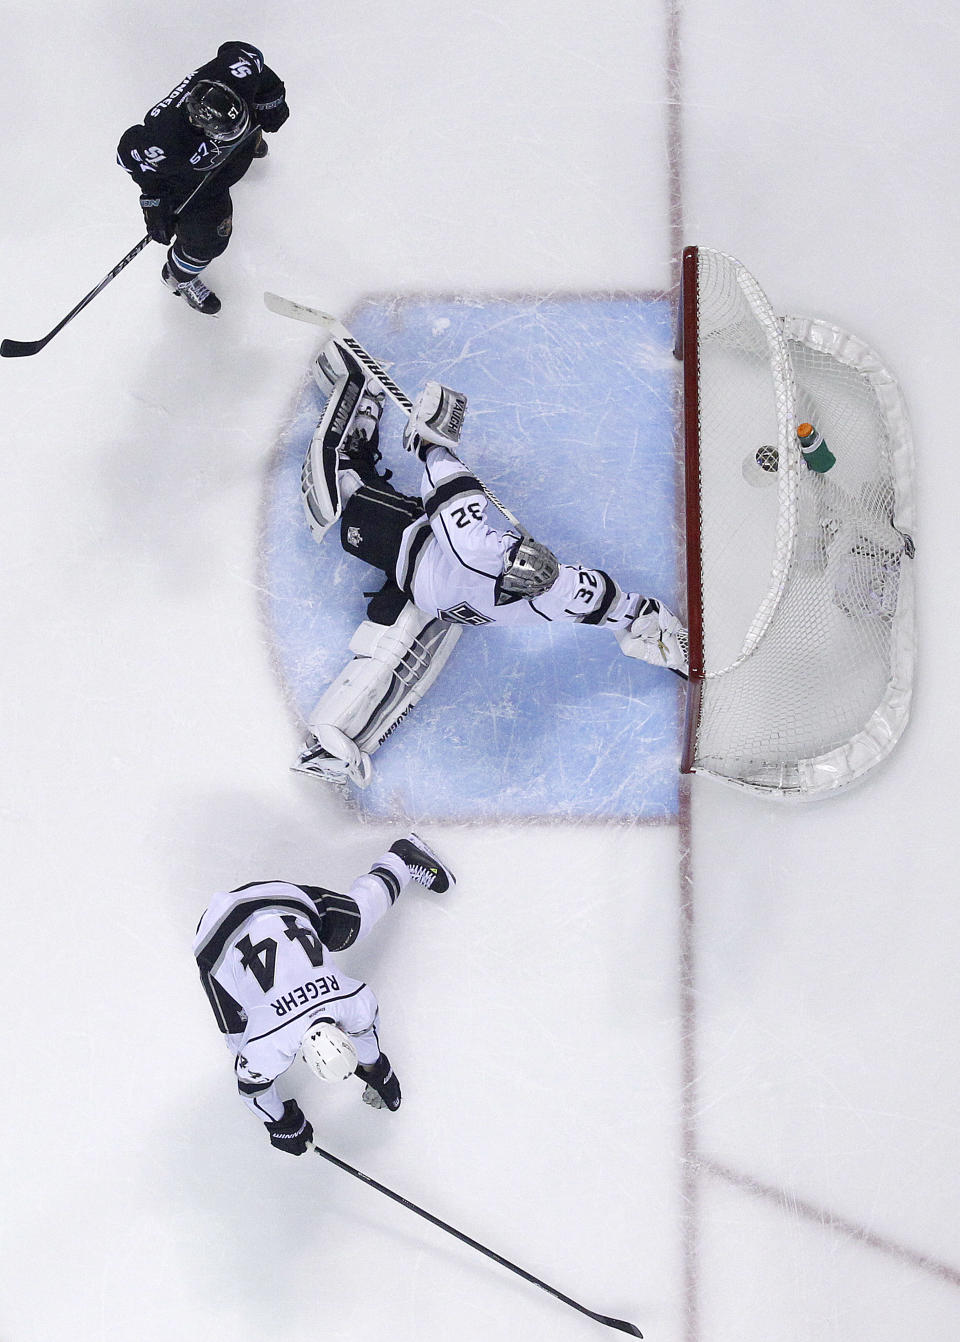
<box><xmin>301</xmin><ymin>1019</ymin><xmax>358</xmax><ymax>1083</ymax></box>
<box><xmin>184</xmin><ymin>80</ymin><xmax>251</xmax><ymax>144</ymax></box>
<box><xmin>500</xmin><ymin>537</ymin><xmax>560</xmax><ymax>597</ymax></box>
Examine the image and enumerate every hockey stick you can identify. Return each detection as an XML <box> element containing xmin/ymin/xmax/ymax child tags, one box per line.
<box><xmin>312</xmin><ymin>1144</ymin><xmax>643</xmax><ymax>1337</ymax></box>
<box><xmin>1</xmin><ymin>127</ymin><xmax>260</xmax><ymax>358</ymax></box>
<box><xmin>263</xmin><ymin>291</ymin><xmax>530</xmax><ymax>537</ymax></box>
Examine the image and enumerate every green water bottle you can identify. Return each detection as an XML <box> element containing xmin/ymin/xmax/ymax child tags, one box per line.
<box><xmin>796</xmin><ymin>422</ymin><xmax>836</xmax><ymax>473</ymax></box>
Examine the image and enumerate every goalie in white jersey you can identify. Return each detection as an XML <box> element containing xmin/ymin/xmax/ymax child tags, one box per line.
<box><xmin>294</xmin><ymin>336</ymin><xmax>689</xmax><ymax>788</ymax></box>
<box><xmin>194</xmin><ymin>833</ymin><xmax>454</xmax><ymax>1155</ymax></box>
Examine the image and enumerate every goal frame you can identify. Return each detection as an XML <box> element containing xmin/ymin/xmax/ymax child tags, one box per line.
<box><xmin>675</xmin><ymin>246</ymin><xmax>705</xmax><ymax>777</ymax></box>
<box><xmin>674</xmin><ymin>244</ymin><xmax>916</xmax><ymax>798</ymax></box>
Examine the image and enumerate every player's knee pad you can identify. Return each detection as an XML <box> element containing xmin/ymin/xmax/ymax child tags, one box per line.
<box><xmin>175</xmin><ymin>220</ymin><xmax>231</xmax><ymax>267</ymax></box>
<box><xmin>294</xmin><ymin>603</ymin><xmax>461</xmax><ymax>786</ymax></box>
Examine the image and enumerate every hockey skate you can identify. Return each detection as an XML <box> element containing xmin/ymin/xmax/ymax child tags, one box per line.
<box><xmin>388</xmin><ymin>832</ymin><xmax>456</xmax><ymax>893</ymax></box>
<box><xmin>292</xmin><ymin>724</ymin><xmax>373</xmax><ymax>789</ymax></box>
<box><xmin>301</xmin><ymin>336</ymin><xmax>388</xmax><ymax>543</ymax></box>
<box><xmin>162</xmin><ymin>263</ymin><xmax>221</xmax><ymax>316</ymax></box>
<box><xmin>617</xmin><ymin>598</ymin><xmax>690</xmax><ymax>677</ymax></box>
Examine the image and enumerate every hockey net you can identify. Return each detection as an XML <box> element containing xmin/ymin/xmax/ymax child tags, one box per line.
<box><xmin>677</xmin><ymin>246</ymin><xmax>916</xmax><ymax>798</ymax></box>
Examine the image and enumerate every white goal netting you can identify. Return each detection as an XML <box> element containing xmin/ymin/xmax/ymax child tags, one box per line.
<box><xmin>679</xmin><ymin>247</ymin><xmax>916</xmax><ymax>798</ymax></box>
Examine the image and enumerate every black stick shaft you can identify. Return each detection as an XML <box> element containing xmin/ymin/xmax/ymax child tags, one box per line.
<box><xmin>312</xmin><ymin>1145</ymin><xmax>643</xmax><ymax>1337</ymax></box>
<box><xmin>1</xmin><ymin>127</ymin><xmax>258</xmax><ymax>358</ymax></box>
<box><xmin>0</xmin><ymin>237</ymin><xmax>152</xmax><ymax>357</ymax></box>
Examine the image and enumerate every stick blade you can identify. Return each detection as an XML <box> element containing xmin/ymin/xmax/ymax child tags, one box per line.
<box><xmin>263</xmin><ymin>291</ymin><xmax>337</xmax><ymax>328</ymax></box>
<box><xmin>597</xmin><ymin>1316</ymin><xmax>643</xmax><ymax>1338</ymax></box>
<box><xmin>1</xmin><ymin>336</ymin><xmax>46</xmax><ymax>358</ymax></box>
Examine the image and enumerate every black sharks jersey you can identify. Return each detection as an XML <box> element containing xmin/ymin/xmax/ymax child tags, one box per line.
<box><xmin>117</xmin><ymin>42</ymin><xmax>284</xmax><ymax>203</ymax></box>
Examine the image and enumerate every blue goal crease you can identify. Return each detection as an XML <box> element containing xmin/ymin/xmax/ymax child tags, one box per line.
<box><xmin>262</xmin><ymin>296</ymin><xmax>682</xmax><ymax>823</ymax></box>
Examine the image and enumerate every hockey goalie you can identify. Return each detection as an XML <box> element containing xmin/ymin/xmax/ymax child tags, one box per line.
<box><xmin>294</xmin><ymin>335</ymin><xmax>689</xmax><ymax>788</ymax></box>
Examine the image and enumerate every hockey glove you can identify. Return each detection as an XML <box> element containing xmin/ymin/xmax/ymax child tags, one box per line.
<box><xmin>402</xmin><ymin>382</ymin><xmax>468</xmax><ymax>461</ymax></box>
<box><xmin>616</xmin><ymin>598</ymin><xmax>690</xmax><ymax>678</ymax></box>
<box><xmin>264</xmin><ymin>1098</ymin><xmax>313</xmax><ymax>1155</ymax></box>
<box><xmin>255</xmin><ymin>92</ymin><xmax>289</xmax><ymax>133</ymax></box>
<box><xmin>357</xmin><ymin>1053</ymin><xmax>401</xmax><ymax>1111</ymax></box>
<box><xmin>139</xmin><ymin>194</ymin><xmax>176</xmax><ymax>245</ymax></box>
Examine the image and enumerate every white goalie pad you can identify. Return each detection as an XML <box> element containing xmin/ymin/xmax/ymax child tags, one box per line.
<box><xmin>301</xmin><ymin>337</ymin><xmax>378</xmax><ymax>543</ymax></box>
<box><xmin>402</xmin><ymin>381</ymin><xmax>468</xmax><ymax>458</ymax></box>
<box><xmin>293</xmin><ymin>602</ymin><xmax>462</xmax><ymax>787</ymax></box>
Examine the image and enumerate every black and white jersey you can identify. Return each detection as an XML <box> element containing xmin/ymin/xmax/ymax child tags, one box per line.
<box><xmin>395</xmin><ymin>445</ymin><xmax>641</xmax><ymax>629</ymax></box>
<box><xmin>194</xmin><ymin>858</ymin><xmax>406</xmax><ymax>1123</ymax></box>
<box><xmin>117</xmin><ymin>42</ymin><xmax>284</xmax><ymax>204</ymax></box>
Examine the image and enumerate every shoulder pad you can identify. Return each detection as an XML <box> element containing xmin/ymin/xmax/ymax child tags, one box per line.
<box><xmin>217</xmin><ymin>41</ymin><xmax>265</xmax><ymax>74</ymax></box>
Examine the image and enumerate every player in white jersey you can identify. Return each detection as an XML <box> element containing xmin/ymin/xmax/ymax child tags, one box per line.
<box><xmin>193</xmin><ymin>833</ymin><xmax>454</xmax><ymax>1155</ymax></box>
<box><xmin>292</xmin><ymin>337</ymin><xmax>689</xmax><ymax>788</ymax></box>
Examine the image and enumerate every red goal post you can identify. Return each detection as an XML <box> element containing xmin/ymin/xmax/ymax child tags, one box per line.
<box><xmin>675</xmin><ymin>246</ymin><xmax>916</xmax><ymax>798</ymax></box>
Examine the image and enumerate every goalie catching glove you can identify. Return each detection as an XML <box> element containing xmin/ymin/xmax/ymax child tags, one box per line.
<box><xmin>402</xmin><ymin>381</ymin><xmax>468</xmax><ymax>460</ymax></box>
<box><xmin>617</xmin><ymin>598</ymin><xmax>689</xmax><ymax>677</ymax></box>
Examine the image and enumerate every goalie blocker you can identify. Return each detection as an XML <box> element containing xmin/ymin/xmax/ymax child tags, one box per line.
<box><xmin>401</xmin><ymin>380</ymin><xmax>467</xmax><ymax>459</ymax></box>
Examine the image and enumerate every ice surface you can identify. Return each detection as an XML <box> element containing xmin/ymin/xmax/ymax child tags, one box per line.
<box><xmin>1</xmin><ymin>3</ymin><xmax>958</xmax><ymax>1341</ymax></box>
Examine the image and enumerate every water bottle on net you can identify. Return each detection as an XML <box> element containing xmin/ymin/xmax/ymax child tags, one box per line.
<box><xmin>796</xmin><ymin>422</ymin><xmax>836</xmax><ymax>473</ymax></box>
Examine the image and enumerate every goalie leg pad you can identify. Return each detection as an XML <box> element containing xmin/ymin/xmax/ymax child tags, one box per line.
<box><xmin>301</xmin><ymin>337</ymin><xmax>385</xmax><ymax>544</ymax></box>
<box><xmin>293</xmin><ymin>602</ymin><xmax>462</xmax><ymax>786</ymax></box>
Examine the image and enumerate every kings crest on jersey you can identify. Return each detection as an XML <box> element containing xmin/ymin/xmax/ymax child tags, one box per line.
<box><xmin>117</xmin><ymin>42</ymin><xmax>283</xmax><ymax>192</ymax></box>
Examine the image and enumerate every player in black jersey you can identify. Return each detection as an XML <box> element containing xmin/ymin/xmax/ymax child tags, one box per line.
<box><xmin>117</xmin><ymin>42</ymin><xmax>289</xmax><ymax>315</ymax></box>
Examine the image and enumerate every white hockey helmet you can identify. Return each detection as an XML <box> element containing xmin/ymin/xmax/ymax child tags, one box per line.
<box><xmin>500</xmin><ymin>536</ymin><xmax>560</xmax><ymax>597</ymax></box>
<box><xmin>301</xmin><ymin>1019</ymin><xmax>358</xmax><ymax>1082</ymax></box>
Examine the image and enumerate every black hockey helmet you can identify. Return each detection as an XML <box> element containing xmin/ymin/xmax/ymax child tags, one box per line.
<box><xmin>184</xmin><ymin>80</ymin><xmax>250</xmax><ymax>144</ymax></box>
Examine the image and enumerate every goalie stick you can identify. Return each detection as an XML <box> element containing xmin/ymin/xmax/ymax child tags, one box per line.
<box><xmin>263</xmin><ymin>291</ymin><xmax>530</xmax><ymax>538</ymax></box>
<box><xmin>312</xmin><ymin>1143</ymin><xmax>643</xmax><ymax>1337</ymax></box>
<box><xmin>1</xmin><ymin>127</ymin><xmax>259</xmax><ymax>359</ymax></box>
